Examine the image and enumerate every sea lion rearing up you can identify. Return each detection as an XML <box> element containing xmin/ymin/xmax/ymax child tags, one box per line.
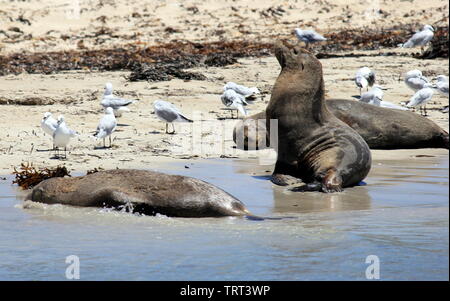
<box><xmin>266</xmin><ymin>43</ymin><xmax>372</xmax><ymax>192</ymax></box>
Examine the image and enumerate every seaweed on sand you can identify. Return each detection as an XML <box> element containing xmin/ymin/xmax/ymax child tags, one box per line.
<box><xmin>12</xmin><ymin>163</ymin><xmax>70</xmax><ymax>189</ymax></box>
<box><xmin>0</xmin><ymin>26</ymin><xmax>447</xmax><ymax>81</ymax></box>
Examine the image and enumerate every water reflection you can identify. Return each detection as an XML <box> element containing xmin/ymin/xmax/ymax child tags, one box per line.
<box><xmin>271</xmin><ymin>185</ymin><xmax>372</xmax><ymax>214</ymax></box>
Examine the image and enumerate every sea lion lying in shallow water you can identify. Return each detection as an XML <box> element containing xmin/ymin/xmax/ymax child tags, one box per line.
<box><xmin>26</xmin><ymin>169</ymin><xmax>250</xmax><ymax>218</ymax></box>
<box><xmin>265</xmin><ymin>42</ymin><xmax>372</xmax><ymax>192</ymax></box>
<box><xmin>233</xmin><ymin>99</ymin><xmax>449</xmax><ymax>150</ymax></box>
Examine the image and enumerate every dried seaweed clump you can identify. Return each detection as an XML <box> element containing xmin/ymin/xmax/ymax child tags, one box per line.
<box><xmin>86</xmin><ymin>167</ymin><xmax>104</xmax><ymax>175</ymax></box>
<box><xmin>0</xmin><ymin>40</ymin><xmax>273</xmax><ymax>79</ymax></box>
<box><xmin>128</xmin><ymin>63</ymin><xmax>207</xmax><ymax>82</ymax></box>
<box><xmin>12</xmin><ymin>163</ymin><xmax>70</xmax><ymax>189</ymax></box>
<box><xmin>204</xmin><ymin>52</ymin><xmax>238</xmax><ymax>67</ymax></box>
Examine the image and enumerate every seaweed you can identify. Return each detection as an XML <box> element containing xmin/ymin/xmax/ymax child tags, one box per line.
<box><xmin>86</xmin><ymin>167</ymin><xmax>104</xmax><ymax>175</ymax></box>
<box><xmin>204</xmin><ymin>52</ymin><xmax>238</xmax><ymax>67</ymax></box>
<box><xmin>0</xmin><ymin>25</ymin><xmax>447</xmax><ymax>81</ymax></box>
<box><xmin>12</xmin><ymin>163</ymin><xmax>70</xmax><ymax>189</ymax></box>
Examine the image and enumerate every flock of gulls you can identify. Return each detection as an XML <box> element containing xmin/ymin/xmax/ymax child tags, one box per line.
<box><xmin>40</xmin><ymin>25</ymin><xmax>448</xmax><ymax>159</ymax></box>
<box><xmin>353</xmin><ymin>67</ymin><xmax>448</xmax><ymax>115</ymax></box>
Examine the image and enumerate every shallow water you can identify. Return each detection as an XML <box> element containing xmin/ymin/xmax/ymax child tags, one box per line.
<box><xmin>0</xmin><ymin>154</ymin><xmax>448</xmax><ymax>280</ymax></box>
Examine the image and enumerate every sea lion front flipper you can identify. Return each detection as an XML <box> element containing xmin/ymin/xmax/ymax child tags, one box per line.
<box><xmin>289</xmin><ymin>182</ymin><xmax>322</xmax><ymax>192</ymax></box>
<box><xmin>289</xmin><ymin>171</ymin><xmax>344</xmax><ymax>193</ymax></box>
<box><xmin>271</xmin><ymin>161</ymin><xmax>303</xmax><ymax>186</ymax></box>
<box><xmin>271</xmin><ymin>174</ymin><xmax>303</xmax><ymax>186</ymax></box>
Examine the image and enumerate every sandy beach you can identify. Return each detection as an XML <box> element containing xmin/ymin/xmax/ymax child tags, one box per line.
<box><xmin>0</xmin><ymin>0</ymin><xmax>448</xmax><ymax>175</ymax></box>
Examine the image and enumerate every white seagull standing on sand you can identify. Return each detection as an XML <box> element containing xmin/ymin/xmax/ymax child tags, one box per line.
<box><xmin>93</xmin><ymin>107</ymin><xmax>117</xmax><ymax>148</ymax></box>
<box><xmin>404</xmin><ymin>69</ymin><xmax>429</xmax><ymax>92</ymax></box>
<box><xmin>221</xmin><ymin>89</ymin><xmax>248</xmax><ymax>119</ymax></box>
<box><xmin>294</xmin><ymin>28</ymin><xmax>327</xmax><ymax>49</ymax></box>
<box><xmin>359</xmin><ymin>86</ymin><xmax>406</xmax><ymax>110</ymax></box>
<box><xmin>223</xmin><ymin>82</ymin><xmax>260</xmax><ymax>99</ymax></box>
<box><xmin>400</xmin><ymin>24</ymin><xmax>434</xmax><ymax>50</ymax></box>
<box><xmin>52</xmin><ymin>115</ymin><xmax>79</xmax><ymax>158</ymax></box>
<box><xmin>41</xmin><ymin>112</ymin><xmax>58</xmax><ymax>149</ymax></box>
<box><xmin>355</xmin><ymin>67</ymin><xmax>376</xmax><ymax>94</ymax></box>
<box><xmin>433</xmin><ymin>75</ymin><xmax>449</xmax><ymax>97</ymax></box>
<box><xmin>101</xmin><ymin>82</ymin><xmax>137</xmax><ymax>117</ymax></box>
<box><xmin>406</xmin><ymin>83</ymin><xmax>435</xmax><ymax>116</ymax></box>
<box><xmin>153</xmin><ymin>100</ymin><xmax>193</xmax><ymax>134</ymax></box>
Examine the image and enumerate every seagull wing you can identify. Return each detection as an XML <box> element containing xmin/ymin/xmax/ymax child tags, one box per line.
<box><xmin>403</xmin><ymin>30</ymin><xmax>433</xmax><ymax>48</ymax></box>
<box><xmin>101</xmin><ymin>95</ymin><xmax>135</xmax><ymax>109</ymax></box>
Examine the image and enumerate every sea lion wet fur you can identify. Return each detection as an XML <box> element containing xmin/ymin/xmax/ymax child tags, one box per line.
<box><xmin>265</xmin><ymin>42</ymin><xmax>372</xmax><ymax>192</ymax></box>
<box><xmin>26</xmin><ymin>169</ymin><xmax>250</xmax><ymax>217</ymax></box>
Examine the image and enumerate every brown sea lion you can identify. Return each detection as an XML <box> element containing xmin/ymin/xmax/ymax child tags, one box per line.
<box><xmin>233</xmin><ymin>99</ymin><xmax>449</xmax><ymax>150</ymax></box>
<box><xmin>26</xmin><ymin>169</ymin><xmax>250</xmax><ymax>217</ymax></box>
<box><xmin>265</xmin><ymin>43</ymin><xmax>372</xmax><ymax>192</ymax></box>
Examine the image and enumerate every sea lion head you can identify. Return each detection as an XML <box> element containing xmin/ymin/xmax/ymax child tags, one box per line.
<box><xmin>274</xmin><ymin>41</ymin><xmax>323</xmax><ymax>76</ymax></box>
<box><xmin>272</xmin><ymin>41</ymin><xmax>324</xmax><ymax>99</ymax></box>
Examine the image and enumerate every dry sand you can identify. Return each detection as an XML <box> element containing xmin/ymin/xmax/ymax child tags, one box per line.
<box><xmin>0</xmin><ymin>0</ymin><xmax>448</xmax><ymax>174</ymax></box>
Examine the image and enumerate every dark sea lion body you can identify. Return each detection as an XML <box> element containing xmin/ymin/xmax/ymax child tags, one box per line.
<box><xmin>328</xmin><ymin>99</ymin><xmax>449</xmax><ymax>149</ymax></box>
<box><xmin>27</xmin><ymin>169</ymin><xmax>250</xmax><ymax>217</ymax></box>
<box><xmin>234</xmin><ymin>99</ymin><xmax>449</xmax><ymax>150</ymax></box>
<box><xmin>265</xmin><ymin>44</ymin><xmax>372</xmax><ymax>192</ymax></box>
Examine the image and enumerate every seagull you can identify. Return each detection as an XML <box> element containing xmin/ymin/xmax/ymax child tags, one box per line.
<box><xmin>406</xmin><ymin>83</ymin><xmax>435</xmax><ymax>116</ymax></box>
<box><xmin>41</xmin><ymin>112</ymin><xmax>58</xmax><ymax>149</ymax></box>
<box><xmin>153</xmin><ymin>100</ymin><xmax>193</xmax><ymax>134</ymax></box>
<box><xmin>101</xmin><ymin>82</ymin><xmax>137</xmax><ymax>117</ymax></box>
<box><xmin>359</xmin><ymin>85</ymin><xmax>385</xmax><ymax>106</ymax></box>
<box><xmin>404</xmin><ymin>70</ymin><xmax>429</xmax><ymax>92</ymax></box>
<box><xmin>52</xmin><ymin>115</ymin><xmax>79</xmax><ymax>159</ymax></box>
<box><xmin>223</xmin><ymin>82</ymin><xmax>260</xmax><ymax>99</ymax></box>
<box><xmin>221</xmin><ymin>89</ymin><xmax>248</xmax><ymax>119</ymax></box>
<box><xmin>433</xmin><ymin>75</ymin><xmax>449</xmax><ymax>97</ymax></box>
<box><xmin>358</xmin><ymin>86</ymin><xmax>407</xmax><ymax>110</ymax></box>
<box><xmin>355</xmin><ymin>67</ymin><xmax>376</xmax><ymax>94</ymax></box>
<box><xmin>400</xmin><ymin>24</ymin><xmax>434</xmax><ymax>50</ymax></box>
<box><xmin>93</xmin><ymin>107</ymin><xmax>117</xmax><ymax>148</ymax></box>
<box><xmin>294</xmin><ymin>28</ymin><xmax>327</xmax><ymax>49</ymax></box>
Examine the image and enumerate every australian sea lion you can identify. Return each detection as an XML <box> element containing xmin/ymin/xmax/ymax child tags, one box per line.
<box><xmin>26</xmin><ymin>169</ymin><xmax>250</xmax><ymax>217</ymax></box>
<box><xmin>234</xmin><ymin>100</ymin><xmax>449</xmax><ymax>150</ymax></box>
<box><xmin>265</xmin><ymin>43</ymin><xmax>372</xmax><ymax>192</ymax></box>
